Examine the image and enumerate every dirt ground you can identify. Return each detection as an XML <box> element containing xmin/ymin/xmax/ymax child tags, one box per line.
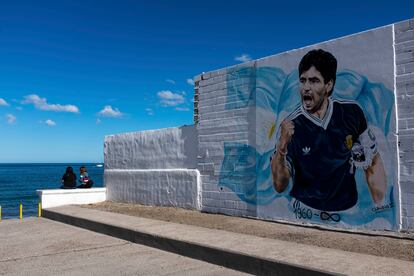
<box><xmin>83</xmin><ymin>201</ymin><xmax>414</xmax><ymax>262</ymax></box>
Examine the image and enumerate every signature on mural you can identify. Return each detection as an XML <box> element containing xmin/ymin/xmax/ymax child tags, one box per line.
<box><xmin>293</xmin><ymin>200</ymin><xmax>341</xmax><ymax>222</ymax></box>
<box><xmin>372</xmin><ymin>202</ymin><xmax>394</xmax><ymax>213</ymax></box>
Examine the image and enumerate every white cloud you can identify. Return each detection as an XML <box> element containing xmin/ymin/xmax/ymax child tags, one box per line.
<box><xmin>157</xmin><ymin>90</ymin><xmax>185</xmax><ymax>107</ymax></box>
<box><xmin>145</xmin><ymin>108</ymin><xmax>154</xmax><ymax>115</ymax></box>
<box><xmin>45</xmin><ymin>119</ymin><xmax>56</xmax><ymax>126</ymax></box>
<box><xmin>166</xmin><ymin>79</ymin><xmax>176</xmax><ymax>85</ymax></box>
<box><xmin>96</xmin><ymin>118</ymin><xmax>102</xmax><ymax>124</ymax></box>
<box><xmin>0</xmin><ymin>98</ymin><xmax>9</xmax><ymax>106</ymax></box>
<box><xmin>98</xmin><ymin>105</ymin><xmax>123</xmax><ymax>118</ymax></box>
<box><xmin>235</xmin><ymin>54</ymin><xmax>252</xmax><ymax>63</ymax></box>
<box><xmin>22</xmin><ymin>94</ymin><xmax>79</xmax><ymax>113</ymax></box>
<box><xmin>186</xmin><ymin>78</ymin><xmax>195</xmax><ymax>86</ymax></box>
<box><xmin>175</xmin><ymin>107</ymin><xmax>190</xmax><ymax>112</ymax></box>
<box><xmin>6</xmin><ymin>114</ymin><xmax>16</xmax><ymax>124</ymax></box>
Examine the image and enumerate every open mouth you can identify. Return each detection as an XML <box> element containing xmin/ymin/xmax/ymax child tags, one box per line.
<box><xmin>303</xmin><ymin>95</ymin><xmax>313</xmax><ymax>107</ymax></box>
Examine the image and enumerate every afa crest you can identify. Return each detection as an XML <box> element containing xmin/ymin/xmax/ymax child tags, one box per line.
<box><xmin>345</xmin><ymin>135</ymin><xmax>353</xmax><ymax>149</ymax></box>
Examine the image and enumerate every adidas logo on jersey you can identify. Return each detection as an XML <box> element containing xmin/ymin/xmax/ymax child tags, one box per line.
<box><xmin>302</xmin><ymin>147</ymin><xmax>311</xmax><ymax>155</ymax></box>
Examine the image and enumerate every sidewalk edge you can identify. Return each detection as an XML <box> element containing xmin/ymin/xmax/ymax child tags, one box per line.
<box><xmin>42</xmin><ymin>208</ymin><xmax>339</xmax><ymax>276</ymax></box>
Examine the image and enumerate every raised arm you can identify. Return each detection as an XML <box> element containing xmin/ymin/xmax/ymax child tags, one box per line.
<box><xmin>356</xmin><ymin>127</ymin><xmax>386</xmax><ymax>205</ymax></box>
<box><xmin>364</xmin><ymin>153</ymin><xmax>386</xmax><ymax>204</ymax></box>
<box><xmin>271</xmin><ymin>119</ymin><xmax>294</xmax><ymax>193</ymax></box>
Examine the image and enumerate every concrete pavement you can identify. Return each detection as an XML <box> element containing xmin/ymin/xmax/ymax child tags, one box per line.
<box><xmin>0</xmin><ymin>218</ymin><xmax>247</xmax><ymax>275</ymax></box>
<box><xmin>42</xmin><ymin>206</ymin><xmax>414</xmax><ymax>275</ymax></box>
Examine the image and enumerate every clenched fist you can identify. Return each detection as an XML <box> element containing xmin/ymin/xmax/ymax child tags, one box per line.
<box><xmin>278</xmin><ymin>119</ymin><xmax>295</xmax><ymax>151</ymax></box>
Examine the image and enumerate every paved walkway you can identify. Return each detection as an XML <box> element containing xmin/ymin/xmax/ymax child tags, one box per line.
<box><xmin>42</xmin><ymin>206</ymin><xmax>414</xmax><ymax>275</ymax></box>
<box><xmin>0</xmin><ymin>217</ymin><xmax>246</xmax><ymax>275</ymax></box>
<box><xmin>84</xmin><ymin>201</ymin><xmax>414</xmax><ymax>261</ymax></box>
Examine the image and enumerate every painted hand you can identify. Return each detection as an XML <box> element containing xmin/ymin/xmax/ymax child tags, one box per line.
<box><xmin>279</xmin><ymin>119</ymin><xmax>294</xmax><ymax>150</ymax></box>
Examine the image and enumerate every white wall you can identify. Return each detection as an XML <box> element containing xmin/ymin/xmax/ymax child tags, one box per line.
<box><xmin>395</xmin><ymin>19</ymin><xmax>414</xmax><ymax>229</ymax></box>
<box><xmin>104</xmin><ymin>125</ymin><xmax>201</xmax><ymax>210</ymax></box>
<box><xmin>106</xmin><ymin>169</ymin><xmax>201</xmax><ymax>209</ymax></box>
<box><xmin>37</xmin><ymin>188</ymin><xmax>107</xmax><ymax>208</ymax></box>
<box><xmin>105</xmin><ymin>125</ymin><xmax>197</xmax><ymax>170</ymax></box>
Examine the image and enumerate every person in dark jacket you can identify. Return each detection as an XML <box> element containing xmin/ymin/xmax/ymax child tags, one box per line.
<box><xmin>61</xmin><ymin>166</ymin><xmax>77</xmax><ymax>189</ymax></box>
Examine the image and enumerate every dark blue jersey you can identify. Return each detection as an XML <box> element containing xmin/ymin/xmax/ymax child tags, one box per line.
<box><xmin>285</xmin><ymin>99</ymin><xmax>367</xmax><ymax>211</ymax></box>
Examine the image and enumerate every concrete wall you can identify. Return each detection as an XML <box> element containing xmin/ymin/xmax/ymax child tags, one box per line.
<box><xmin>37</xmin><ymin>188</ymin><xmax>107</xmax><ymax>208</ymax></box>
<box><xmin>105</xmin><ymin>170</ymin><xmax>201</xmax><ymax>209</ymax></box>
<box><xmin>104</xmin><ymin>19</ymin><xmax>414</xmax><ymax>232</ymax></box>
<box><xmin>105</xmin><ymin>125</ymin><xmax>197</xmax><ymax>170</ymax></box>
<box><xmin>104</xmin><ymin>125</ymin><xmax>201</xmax><ymax>209</ymax></box>
<box><xmin>196</xmin><ymin>22</ymin><xmax>404</xmax><ymax>231</ymax></box>
<box><xmin>196</xmin><ymin>63</ymin><xmax>257</xmax><ymax>217</ymax></box>
<box><xmin>395</xmin><ymin>19</ymin><xmax>414</xmax><ymax>229</ymax></box>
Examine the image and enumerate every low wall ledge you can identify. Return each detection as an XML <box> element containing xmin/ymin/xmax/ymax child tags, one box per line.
<box><xmin>37</xmin><ymin>187</ymin><xmax>107</xmax><ymax>208</ymax></box>
<box><xmin>37</xmin><ymin>187</ymin><xmax>106</xmax><ymax>195</ymax></box>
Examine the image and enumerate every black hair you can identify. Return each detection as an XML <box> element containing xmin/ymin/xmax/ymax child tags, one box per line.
<box><xmin>66</xmin><ymin>166</ymin><xmax>73</xmax><ymax>174</ymax></box>
<box><xmin>298</xmin><ymin>49</ymin><xmax>337</xmax><ymax>96</ymax></box>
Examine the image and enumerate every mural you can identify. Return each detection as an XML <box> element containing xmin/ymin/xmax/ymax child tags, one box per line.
<box><xmin>219</xmin><ymin>49</ymin><xmax>397</xmax><ymax>230</ymax></box>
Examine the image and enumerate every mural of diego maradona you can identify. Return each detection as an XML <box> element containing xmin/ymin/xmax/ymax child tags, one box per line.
<box><xmin>270</xmin><ymin>49</ymin><xmax>387</xmax><ymax>212</ymax></box>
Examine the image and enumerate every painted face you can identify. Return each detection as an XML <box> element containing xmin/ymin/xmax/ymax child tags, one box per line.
<box><xmin>299</xmin><ymin>66</ymin><xmax>333</xmax><ymax>115</ymax></box>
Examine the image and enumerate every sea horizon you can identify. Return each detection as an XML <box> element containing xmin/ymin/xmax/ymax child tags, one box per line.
<box><xmin>0</xmin><ymin>163</ymin><xmax>104</xmax><ymax>219</ymax></box>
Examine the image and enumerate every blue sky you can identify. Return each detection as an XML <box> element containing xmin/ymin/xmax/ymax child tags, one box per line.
<box><xmin>0</xmin><ymin>0</ymin><xmax>412</xmax><ymax>163</ymax></box>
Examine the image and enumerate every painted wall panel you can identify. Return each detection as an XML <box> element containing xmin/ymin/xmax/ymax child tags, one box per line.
<box><xmin>103</xmin><ymin>19</ymin><xmax>414</xmax><ymax>231</ymax></box>
<box><xmin>207</xmin><ymin>25</ymin><xmax>399</xmax><ymax>230</ymax></box>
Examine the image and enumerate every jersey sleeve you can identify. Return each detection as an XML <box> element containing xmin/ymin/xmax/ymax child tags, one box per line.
<box><xmin>354</xmin><ymin>104</ymin><xmax>368</xmax><ymax>136</ymax></box>
<box><xmin>349</xmin><ymin>103</ymin><xmax>378</xmax><ymax>169</ymax></box>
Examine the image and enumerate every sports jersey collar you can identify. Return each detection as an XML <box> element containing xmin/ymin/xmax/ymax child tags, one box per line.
<box><xmin>300</xmin><ymin>98</ymin><xmax>333</xmax><ymax>130</ymax></box>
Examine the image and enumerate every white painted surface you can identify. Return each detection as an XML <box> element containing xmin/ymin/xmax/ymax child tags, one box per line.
<box><xmin>104</xmin><ymin>125</ymin><xmax>201</xmax><ymax>210</ymax></box>
<box><xmin>104</xmin><ymin>125</ymin><xmax>197</xmax><ymax>170</ymax></box>
<box><xmin>394</xmin><ymin>19</ymin><xmax>414</xmax><ymax>230</ymax></box>
<box><xmin>105</xmin><ymin>169</ymin><xmax>201</xmax><ymax>210</ymax></box>
<box><xmin>37</xmin><ymin>188</ymin><xmax>107</xmax><ymax>208</ymax></box>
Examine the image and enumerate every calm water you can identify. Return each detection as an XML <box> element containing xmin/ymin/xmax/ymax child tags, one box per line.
<box><xmin>0</xmin><ymin>163</ymin><xmax>104</xmax><ymax>219</ymax></box>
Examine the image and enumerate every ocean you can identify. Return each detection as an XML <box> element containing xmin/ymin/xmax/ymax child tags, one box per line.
<box><xmin>0</xmin><ymin>163</ymin><xmax>104</xmax><ymax>219</ymax></box>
